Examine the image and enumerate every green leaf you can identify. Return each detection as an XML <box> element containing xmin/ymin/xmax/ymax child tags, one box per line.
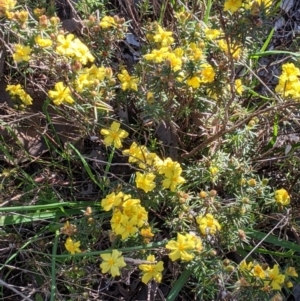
<box><xmin>246</xmin><ymin>229</ymin><xmax>300</xmax><ymax>253</ymax></box>
<box><xmin>166</xmin><ymin>268</ymin><xmax>193</xmax><ymax>301</ymax></box>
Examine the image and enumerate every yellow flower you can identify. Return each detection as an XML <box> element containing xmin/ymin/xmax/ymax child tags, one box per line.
<box><xmin>117</xmin><ymin>69</ymin><xmax>138</xmax><ymax>91</ymax></box>
<box><xmin>266</xmin><ymin>265</ymin><xmax>285</xmax><ymax>290</ymax></box>
<box><xmin>35</xmin><ymin>35</ymin><xmax>53</xmax><ymax>48</ymax></box>
<box><xmin>285</xmin><ymin>267</ymin><xmax>298</xmax><ymax>277</ymax></box>
<box><xmin>139</xmin><ymin>255</ymin><xmax>164</xmax><ymax>284</ymax></box>
<box><xmin>167</xmin><ymin>52</ymin><xmax>182</xmax><ymax>71</ymax></box>
<box><xmin>18</xmin><ymin>90</ymin><xmax>33</xmax><ymax>105</ymax></box>
<box><xmin>196</xmin><ymin>213</ymin><xmax>221</xmax><ymax>235</ymax></box>
<box><xmin>144</xmin><ymin>47</ymin><xmax>169</xmax><ymax>63</ymax></box>
<box><xmin>101</xmin><ymin>192</ymin><xmax>124</xmax><ymax>211</ymax></box>
<box><xmin>252</xmin><ymin>264</ymin><xmax>266</xmax><ymax>279</ymax></box>
<box><xmin>209</xmin><ymin>166</ymin><xmax>219</xmax><ymax>176</ymax></box>
<box><xmin>185</xmin><ymin>233</ymin><xmax>203</xmax><ymax>252</ymax></box>
<box><xmin>239</xmin><ymin>260</ymin><xmax>253</xmax><ymax>272</ymax></box>
<box><xmin>187</xmin><ymin>76</ymin><xmax>201</xmax><ymax>89</ymax></box>
<box><xmin>162</xmin><ymin>168</ymin><xmax>185</xmax><ymax>192</ymax></box>
<box><xmin>140</xmin><ymin>227</ymin><xmax>154</xmax><ymax>242</ymax></box>
<box><xmin>6</xmin><ymin>84</ymin><xmax>23</xmax><ymax>95</ymax></box>
<box><xmin>199</xmin><ymin>63</ymin><xmax>215</xmax><ymax>83</ymax></box>
<box><xmin>65</xmin><ymin>237</ymin><xmax>81</xmax><ymax>255</ymax></box>
<box><xmin>153</xmin><ymin>25</ymin><xmax>174</xmax><ymax>47</ymax></box>
<box><xmin>99</xmin><ymin>15</ymin><xmax>116</xmax><ymax>29</ymax></box>
<box><xmin>55</xmin><ymin>34</ymin><xmax>75</xmax><ymax>57</ymax></box>
<box><xmin>187</xmin><ymin>43</ymin><xmax>203</xmax><ymax>61</ymax></box>
<box><xmin>0</xmin><ymin>0</ymin><xmax>16</xmax><ymax>17</ymax></box>
<box><xmin>123</xmin><ymin>142</ymin><xmax>147</xmax><ymax>163</ymax></box>
<box><xmin>147</xmin><ymin>91</ymin><xmax>154</xmax><ymax>104</ymax></box>
<box><xmin>33</xmin><ymin>7</ymin><xmax>45</xmax><ymax>17</ymax></box>
<box><xmin>48</xmin><ymin>82</ymin><xmax>74</xmax><ymax>106</ymax></box>
<box><xmin>286</xmin><ymin>281</ymin><xmax>293</xmax><ymax>288</ymax></box>
<box><xmin>166</xmin><ymin>233</ymin><xmax>195</xmax><ymax>261</ymax></box>
<box><xmin>204</xmin><ymin>28</ymin><xmax>221</xmax><ymax>40</ymax></box>
<box><xmin>100</xmin><ymin>121</ymin><xmax>129</xmax><ymax>149</ymax></box>
<box><xmin>6</xmin><ymin>84</ymin><xmax>32</xmax><ymax>105</ymax></box>
<box><xmin>224</xmin><ymin>0</ymin><xmax>242</xmax><ymax>13</ymax></box>
<box><xmin>12</xmin><ymin>44</ymin><xmax>32</xmax><ymax>62</ymax></box>
<box><xmin>72</xmin><ymin>38</ymin><xmax>95</xmax><ymax>65</ymax></box>
<box><xmin>100</xmin><ymin>249</ymin><xmax>126</xmax><ymax>277</ymax></box>
<box><xmin>115</xmin><ymin>216</ymin><xmax>138</xmax><ymax>240</ymax></box>
<box><xmin>135</xmin><ymin>172</ymin><xmax>156</xmax><ymax>193</ymax></box>
<box><xmin>15</xmin><ymin>10</ymin><xmax>29</xmax><ymax>24</ymax></box>
<box><xmin>235</xmin><ymin>79</ymin><xmax>244</xmax><ymax>95</ymax></box>
<box><xmin>275</xmin><ymin>188</ymin><xmax>290</xmax><ymax>206</ymax></box>
<box><xmin>218</xmin><ymin>39</ymin><xmax>241</xmax><ymax>60</ymax></box>
<box><xmin>275</xmin><ymin>63</ymin><xmax>300</xmax><ymax>99</ymax></box>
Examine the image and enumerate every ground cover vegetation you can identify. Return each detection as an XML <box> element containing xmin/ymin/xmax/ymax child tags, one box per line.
<box><xmin>0</xmin><ymin>0</ymin><xmax>300</xmax><ymax>300</ymax></box>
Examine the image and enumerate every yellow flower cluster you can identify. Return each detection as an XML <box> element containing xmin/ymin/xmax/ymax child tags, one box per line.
<box><xmin>0</xmin><ymin>0</ymin><xmax>16</xmax><ymax>17</ymax></box>
<box><xmin>187</xmin><ymin>63</ymin><xmax>216</xmax><ymax>89</ymax></box>
<box><xmin>239</xmin><ymin>261</ymin><xmax>298</xmax><ymax>291</ymax></box>
<box><xmin>99</xmin><ymin>15</ymin><xmax>116</xmax><ymax>29</ymax></box>
<box><xmin>101</xmin><ymin>192</ymin><xmax>149</xmax><ymax>241</ymax></box>
<box><xmin>224</xmin><ymin>0</ymin><xmax>271</xmax><ymax>14</ymax></box>
<box><xmin>55</xmin><ymin>33</ymin><xmax>95</xmax><ymax>65</ymax></box>
<box><xmin>35</xmin><ymin>35</ymin><xmax>53</xmax><ymax>48</ymax></box>
<box><xmin>166</xmin><ymin>233</ymin><xmax>202</xmax><ymax>261</ymax></box>
<box><xmin>144</xmin><ymin>24</ymin><xmax>217</xmax><ymax>89</ymax></box>
<box><xmin>218</xmin><ymin>39</ymin><xmax>241</xmax><ymax>60</ymax></box>
<box><xmin>275</xmin><ymin>63</ymin><xmax>300</xmax><ymax>99</ymax></box>
<box><xmin>74</xmin><ymin>65</ymin><xmax>112</xmax><ymax>92</ymax></box>
<box><xmin>6</xmin><ymin>84</ymin><xmax>33</xmax><ymax>106</ymax></box>
<box><xmin>123</xmin><ymin>142</ymin><xmax>185</xmax><ymax>192</ymax></box>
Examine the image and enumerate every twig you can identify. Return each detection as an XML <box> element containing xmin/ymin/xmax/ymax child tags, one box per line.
<box><xmin>0</xmin><ymin>278</ymin><xmax>34</xmax><ymax>301</ymax></box>
<box><xmin>182</xmin><ymin>101</ymin><xmax>298</xmax><ymax>158</ymax></box>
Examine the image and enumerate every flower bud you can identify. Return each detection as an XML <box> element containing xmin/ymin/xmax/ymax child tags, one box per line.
<box><xmin>238</xmin><ymin>229</ymin><xmax>246</xmax><ymax>240</ymax></box>
<box><xmin>225</xmin><ymin>265</ymin><xmax>235</xmax><ymax>272</ymax></box>
<box><xmin>199</xmin><ymin>191</ymin><xmax>208</xmax><ymax>198</ymax></box>
<box><xmin>39</xmin><ymin>15</ymin><xmax>48</xmax><ymax>28</ymax></box>
<box><xmin>248</xmin><ymin>178</ymin><xmax>256</xmax><ymax>186</ymax></box>
<box><xmin>209</xmin><ymin>189</ymin><xmax>217</xmax><ymax>197</ymax></box>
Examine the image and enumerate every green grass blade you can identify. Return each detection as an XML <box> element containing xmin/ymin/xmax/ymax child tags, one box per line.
<box><xmin>242</xmin><ymin>245</ymin><xmax>300</xmax><ymax>259</ymax></box>
<box><xmin>250</xmin><ymin>50</ymin><xmax>300</xmax><ymax>59</ymax></box>
<box><xmin>260</xmin><ymin>28</ymin><xmax>274</xmax><ymax>53</ymax></box>
<box><xmin>166</xmin><ymin>268</ymin><xmax>193</xmax><ymax>301</ymax></box>
<box><xmin>246</xmin><ymin>228</ymin><xmax>300</xmax><ymax>252</ymax></box>
<box><xmin>204</xmin><ymin>0</ymin><xmax>213</xmax><ymax>25</ymax></box>
<box><xmin>0</xmin><ymin>208</ymin><xmax>84</xmax><ymax>226</ymax></box>
<box><xmin>0</xmin><ymin>202</ymin><xmax>89</xmax><ymax>212</ymax></box>
<box><xmin>68</xmin><ymin>143</ymin><xmax>104</xmax><ymax>190</ymax></box>
<box><xmin>53</xmin><ymin>241</ymin><xmax>167</xmax><ymax>258</ymax></box>
<box><xmin>50</xmin><ymin>228</ymin><xmax>59</xmax><ymax>301</ymax></box>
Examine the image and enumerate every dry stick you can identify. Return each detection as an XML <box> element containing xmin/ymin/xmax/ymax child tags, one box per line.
<box><xmin>0</xmin><ymin>278</ymin><xmax>34</xmax><ymax>301</ymax></box>
<box><xmin>181</xmin><ymin>101</ymin><xmax>297</xmax><ymax>158</ymax></box>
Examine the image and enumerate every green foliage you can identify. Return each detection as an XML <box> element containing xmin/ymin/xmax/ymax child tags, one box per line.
<box><xmin>0</xmin><ymin>0</ymin><xmax>300</xmax><ymax>300</ymax></box>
